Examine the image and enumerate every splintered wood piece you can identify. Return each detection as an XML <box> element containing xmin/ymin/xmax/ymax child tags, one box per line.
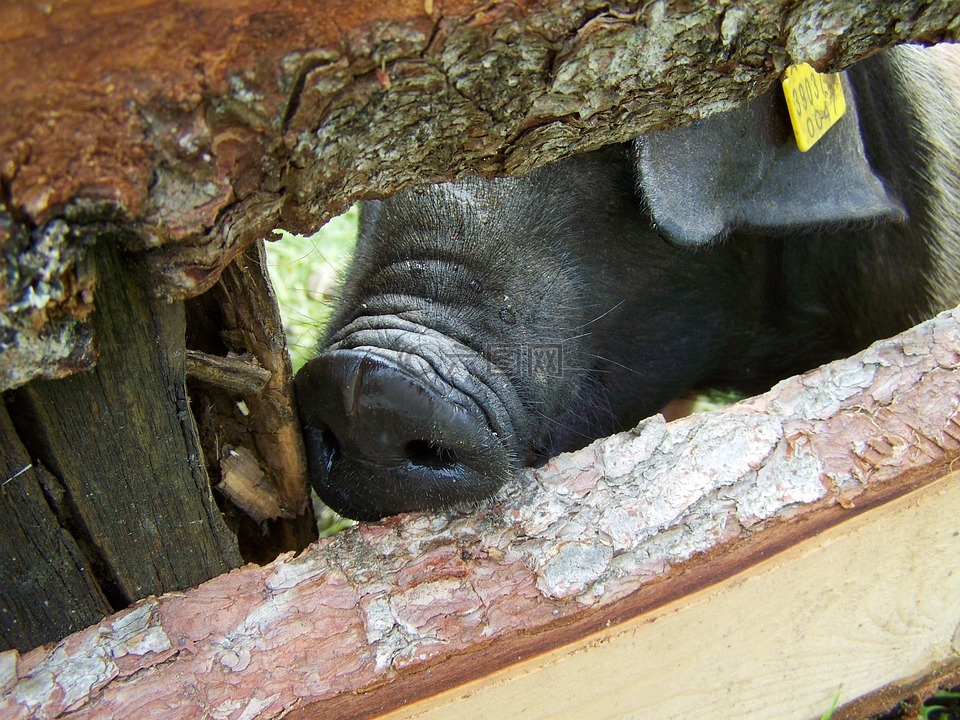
<box><xmin>218</xmin><ymin>445</ymin><xmax>285</xmax><ymax>524</ymax></box>
<box><xmin>210</xmin><ymin>241</ymin><xmax>309</xmax><ymax>518</ymax></box>
<box><xmin>2</xmin><ymin>306</ymin><xmax>958</xmax><ymax>719</ymax></box>
<box><xmin>185</xmin><ymin>240</ymin><xmax>315</xmax><ymax>560</ymax></box>
<box><xmin>185</xmin><ymin>350</ymin><xmax>271</xmax><ymax>396</ymax></box>
<box><xmin>0</xmin><ymin>404</ymin><xmax>111</xmax><ymax>652</ymax></box>
<box><xmin>8</xmin><ymin>244</ymin><xmax>241</xmax><ymax>610</ymax></box>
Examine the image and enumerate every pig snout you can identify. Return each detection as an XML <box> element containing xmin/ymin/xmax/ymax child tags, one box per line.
<box><xmin>295</xmin><ymin>347</ymin><xmax>515</xmax><ymax>521</ymax></box>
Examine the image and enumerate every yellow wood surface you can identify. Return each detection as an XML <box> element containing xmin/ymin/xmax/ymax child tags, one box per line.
<box><xmin>379</xmin><ymin>471</ymin><xmax>960</xmax><ymax>720</ymax></box>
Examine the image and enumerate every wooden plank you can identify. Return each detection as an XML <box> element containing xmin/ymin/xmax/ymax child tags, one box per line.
<box><xmin>1</xmin><ymin>0</ymin><xmax>951</xmax><ymax>233</ymax></box>
<box><xmin>380</xmin><ymin>469</ymin><xmax>960</xmax><ymax>720</ymax></box>
<box><xmin>1</xmin><ymin>307</ymin><xmax>958</xmax><ymax>719</ymax></box>
<box><xmin>0</xmin><ymin>404</ymin><xmax>111</xmax><ymax>652</ymax></box>
<box><xmin>8</xmin><ymin>244</ymin><xmax>241</xmax><ymax>607</ymax></box>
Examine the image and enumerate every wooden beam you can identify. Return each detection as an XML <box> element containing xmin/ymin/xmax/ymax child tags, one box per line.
<box><xmin>0</xmin><ymin>404</ymin><xmax>111</xmax><ymax>652</ymax></box>
<box><xmin>380</xmin><ymin>470</ymin><xmax>960</xmax><ymax>720</ymax></box>
<box><xmin>2</xmin><ymin>0</ymin><xmax>959</xmax><ymax>390</ymax></box>
<box><xmin>1</xmin><ymin>306</ymin><xmax>958</xmax><ymax>719</ymax></box>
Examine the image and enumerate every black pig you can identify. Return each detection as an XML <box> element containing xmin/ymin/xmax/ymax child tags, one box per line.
<box><xmin>295</xmin><ymin>44</ymin><xmax>960</xmax><ymax>521</ymax></box>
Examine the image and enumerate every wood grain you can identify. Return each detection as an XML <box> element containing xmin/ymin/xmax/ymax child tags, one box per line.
<box><xmin>381</xmin><ymin>471</ymin><xmax>960</xmax><ymax>720</ymax></box>
<box><xmin>0</xmin><ymin>405</ymin><xmax>111</xmax><ymax>652</ymax></box>
<box><xmin>7</xmin><ymin>244</ymin><xmax>241</xmax><ymax>607</ymax></box>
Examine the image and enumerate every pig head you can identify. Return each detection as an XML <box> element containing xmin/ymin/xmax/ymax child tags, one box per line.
<box><xmin>295</xmin><ymin>44</ymin><xmax>960</xmax><ymax>521</ymax></box>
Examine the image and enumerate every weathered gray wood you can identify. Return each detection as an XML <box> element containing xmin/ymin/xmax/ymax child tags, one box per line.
<box><xmin>10</xmin><ymin>244</ymin><xmax>241</xmax><ymax>607</ymax></box>
<box><xmin>0</xmin><ymin>404</ymin><xmax>111</xmax><ymax>652</ymax></box>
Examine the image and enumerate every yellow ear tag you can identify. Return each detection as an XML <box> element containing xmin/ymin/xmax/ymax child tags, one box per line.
<box><xmin>781</xmin><ymin>63</ymin><xmax>846</xmax><ymax>152</ymax></box>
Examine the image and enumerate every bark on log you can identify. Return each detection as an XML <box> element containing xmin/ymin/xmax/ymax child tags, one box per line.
<box><xmin>1</xmin><ymin>0</ymin><xmax>958</xmax><ymax>390</ymax></box>
<box><xmin>2</xmin><ymin>306</ymin><xmax>958</xmax><ymax>720</ymax></box>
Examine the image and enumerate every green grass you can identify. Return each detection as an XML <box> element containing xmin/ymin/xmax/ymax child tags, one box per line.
<box><xmin>264</xmin><ymin>205</ymin><xmax>359</xmax><ymax>373</ymax></box>
<box><xmin>918</xmin><ymin>688</ymin><xmax>960</xmax><ymax>719</ymax></box>
<box><xmin>690</xmin><ymin>387</ymin><xmax>744</xmax><ymax>414</ymax></box>
<box><xmin>819</xmin><ymin>690</ymin><xmax>841</xmax><ymax>720</ymax></box>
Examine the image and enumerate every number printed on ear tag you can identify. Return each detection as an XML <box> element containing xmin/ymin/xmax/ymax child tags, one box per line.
<box><xmin>782</xmin><ymin>63</ymin><xmax>846</xmax><ymax>152</ymax></box>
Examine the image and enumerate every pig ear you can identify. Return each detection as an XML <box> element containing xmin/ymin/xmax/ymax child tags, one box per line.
<box><xmin>630</xmin><ymin>79</ymin><xmax>904</xmax><ymax>247</ymax></box>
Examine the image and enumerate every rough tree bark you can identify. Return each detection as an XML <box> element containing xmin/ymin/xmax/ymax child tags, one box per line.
<box><xmin>2</xmin><ymin>307</ymin><xmax>958</xmax><ymax>720</ymax></box>
<box><xmin>1</xmin><ymin>0</ymin><xmax>958</xmax><ymax>389</ymax></box>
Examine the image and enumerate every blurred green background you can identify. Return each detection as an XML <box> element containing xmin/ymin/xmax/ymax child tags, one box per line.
<box><xmin>265</xmin><ymin>205</ymin><xmax>359</xmax><ymax>373</ymax></box>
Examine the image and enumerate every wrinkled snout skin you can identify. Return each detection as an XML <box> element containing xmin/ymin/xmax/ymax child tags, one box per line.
<box><xmin>295</xmin><ymin>45</ymin><xmax>960</xmax><ymax>521</ymax></box>
<box><xmin>296</xmin><ymin>150</ymin><xmax>693</xmax><ymax>520</ymax></box>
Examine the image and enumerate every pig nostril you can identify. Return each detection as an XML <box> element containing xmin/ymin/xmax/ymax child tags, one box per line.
<box><xmin>321</xmin><ymin>427</ymin><xmax>340</xmax><ymax>454</ymax></box>
<box><xmin>314</xmin><ymin>425</ymin><xmax>342</xmax><ymax>475</ymax></box>
<box><xmin>405</xmin><ymin>439</ymin><xmax>462</xmax><ymax>470</ymax></box>
<box><xmin>296</xmin><ymin>348</ymin><xmax>515</xmax><ymax>518</ymax></box>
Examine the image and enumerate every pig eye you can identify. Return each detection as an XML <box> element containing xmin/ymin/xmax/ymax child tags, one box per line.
<box><xmin>404</xmin><ymin>439</ymin><xmax>462</xmax><ymax>471</ymax></box>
